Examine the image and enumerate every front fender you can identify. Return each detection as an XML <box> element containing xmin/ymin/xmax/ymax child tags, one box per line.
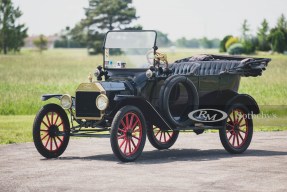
<box><xmin>226</xmin><ymin>94</ymin><xmax>260</xmax><ymax>114</ymax></box>
<box><xmin>109</xmin><ymin>95</ymin><xmax>174</xmax><ymax>131</ymax></box>
<box><xmin>41</xmin><ymin>94</ymin><xmax>63</xmax><ymax>101</ymax></box>
<box><xmin>41</xmin><ymin>94</ymin><xmax>75</xmax><ymax>108</ymax></box>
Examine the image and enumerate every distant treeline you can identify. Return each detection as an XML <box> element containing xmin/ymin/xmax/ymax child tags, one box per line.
<box><xmin>54</xmin><ymin>39</ymin><xmax>86</xmax><ymax>48</ymax></box>
<box><xmin>173</xmin><ymin>37</ymin><xmax>220</xmax><ymax>49</ymax></box>
<box><xmin>54</xmin><ymin>30</ymin><xmax>220</xmax><ymax>49</ymax></box>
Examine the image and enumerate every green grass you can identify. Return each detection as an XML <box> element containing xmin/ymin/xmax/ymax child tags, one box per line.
<box><xmin>0</xmin><ymin>115</ymin><xmax>34</xmax><ymax>144</ymax></box>
<box><xmin>0</xmin><ymin>48</ymin><xmax>286</xmax><ymax>144</ymax></box>
<box><xmin>0</xmin><ymin>49</ymin><xmax>101</xmax><ymax>115</ymax></box>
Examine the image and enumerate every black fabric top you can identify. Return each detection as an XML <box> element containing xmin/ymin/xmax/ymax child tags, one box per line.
<box><xmin>169</xmin><ymin>54</ymin><xmax>270</xmax><ymax>77</ymax></box>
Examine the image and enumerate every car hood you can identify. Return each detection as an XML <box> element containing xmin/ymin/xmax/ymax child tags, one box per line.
<box><xmin>99</xmin><ymin>81</ymin><xmax>127</xmax><ymax>91</ymax></box>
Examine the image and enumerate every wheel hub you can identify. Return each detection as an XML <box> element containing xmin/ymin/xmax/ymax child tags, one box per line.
<box><xmin>49</xmin><ymin>125</ymin><xmax>59</xmax><ymax>137</ymax></box>
<box><xmin>126</xmin><ymin>129</ymin><xmax>133</xmax><ymax>139</ymax></box>
<box><xmin>234</xmin><ymin>124</ymin><xmax>240</xmax><ymax>131</ymax></box>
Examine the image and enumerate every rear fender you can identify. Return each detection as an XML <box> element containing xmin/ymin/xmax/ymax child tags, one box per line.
<box><xmin>226</xmin><ymin>94</ymin><xmax>260</xmax><ymax>114</ymax></box>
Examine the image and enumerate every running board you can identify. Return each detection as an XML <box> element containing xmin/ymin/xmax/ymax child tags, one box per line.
<box><xmin>69</xmin><ymin>133</ymin><xmax>110</xmax><ymax>138</ymax></box>
<box><xmin>71</xmin><ymin>128</ymin><xmax>109</xmax><ymax>133</ymax></box>
<box><xmin>174</xmin><ymin>125</ymin><xmax>223</xmax><ymax>131</ymax></box>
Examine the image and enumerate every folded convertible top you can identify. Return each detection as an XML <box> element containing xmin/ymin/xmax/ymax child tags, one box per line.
<box><xmin>172</xmin><ymin>54</ymin><xmax>271</xmax><ymax>77</ymax></box>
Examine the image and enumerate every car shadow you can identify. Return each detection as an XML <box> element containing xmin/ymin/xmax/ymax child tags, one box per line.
<box><xmin>54</xmin><ymin>148</ymin><xmax>287</xmax><ymax>164</ymax></box>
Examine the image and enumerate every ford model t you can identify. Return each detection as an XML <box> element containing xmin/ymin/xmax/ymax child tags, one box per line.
<box><xmin>33</xmin><ymin>30</ymin><xmax>271</xmax><ymax>162</ymax></box>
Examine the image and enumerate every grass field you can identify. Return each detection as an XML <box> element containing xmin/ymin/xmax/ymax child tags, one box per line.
<box><xmin>0</xmin><ymin>48</ymin><xmax>286</xmax><ymax>144</ymax></box>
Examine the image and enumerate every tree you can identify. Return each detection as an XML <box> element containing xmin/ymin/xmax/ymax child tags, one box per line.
<box><xmin>225</xmin><ymin>37</ymin><xmax>239</xmax><ymax>50</ymax></box>
<box><xmin>176</xmin><ymin>37</ymin><xmax>188</xmax><ymax>47</ymax></box>
<box><xmin>276</xmin><ymin>14</ymin><xmax>287</xmax><ymax>51</ymax></box>
<box><xmin>54</xmin><ymin>25</ymin><xmax>88</xmax><ymax>49</ymax></box>
<box><xmin>241</xmin><ymin>19</ymin><xmax>250</xmax><ymax>40</ymax></box>
<box><xmin>124</xmin><ymin>24</ymin><xmax>142</xmax><ymax>30</ymax></box>
<box><xmin>242</xmin><ymin>37</ymin><xmax>257</xmax><ymax>54</ymax></box>
<box><xmin>210</xmin><ymin>38</ymin><xmax>220</xmax><ymax>48</ymax></box>
<box><xmin>71</xmin><ymin>0</ymin><xmax>138</xmax><ymax>54</ymax></box>
<box><xmin>0</xmin><ymin>0</ymin><xmax>28</xmax><ymax>54</ymax></box>
<box><xmin>199</xmin><ymin>37</ymin><xmax>212</xmax><ymax>49</ymax></box>
<box><xmin>240</xmin><ymin>19</ymin><xmax>256</xmax><ymax>54</ymax></box>
<box><xmin>85</xmin><ymin>0</ymin><xmax>137</xmax><ymax>31</ymax></box>
<box><xmin>176</xmin><ymin>37</ymin><xmax>219</xmax><ymax>49</ymax></box>
<box><xmin>277</xmin><ymin>14</ymin><xmax>287</xmax><ymax>30</ymax></box>
<box><xmin>33</xmin><ymin>35</ymin><xmax>48</xmax><ymax>52</ymax></box>
<box><xmin>269</xmin><ymin>29</ymin><xmax>286</xmax><ymax>53</ymax></box>
<box><xmin>69</xmin><ymin>23</ymin><xmax>88</xmax><ymax>47</ymax></box>
<box><xmin>268</xmin><ymin>14</ymin><xmax>287</xmax><ymax>53</ymax></box>
<box><xmin>187</xmin><ymin>39</ymin><xmax>200</xmax><ymax>48</ymax></box>
<box><xmin>227</xmin><ymin>43</ymin><xmax>245</xmax><ymax>55</ymax></box>
<box><xmin>156</xmin><ymin>31</ymin><xmax>172</xmax><ymax>47</ymax></box>
<box><xmin>257</xmin><ymin>19</ymin><xmax>270</xmax><ymax>51</ymax></box>
<box><xmin>219</xmin><ymin>35</ymin><xmax>232</xmax><ymax>52</ymax></box>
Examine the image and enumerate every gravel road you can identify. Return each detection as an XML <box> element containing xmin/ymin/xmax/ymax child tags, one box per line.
<box><xmin>1</xmin><ymin>132</ymin><xmax>287</xmax><ymax>192</ymax></box>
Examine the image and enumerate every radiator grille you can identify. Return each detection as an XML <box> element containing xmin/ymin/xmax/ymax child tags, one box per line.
<box><xmin>76</xmin><ymin>91</ymin><xmax>100</xmax><ymax>118</ymax></box>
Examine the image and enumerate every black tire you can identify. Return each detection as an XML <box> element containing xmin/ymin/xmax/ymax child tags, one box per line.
<box><xmin>159</xmin><ymin>75</ymin><xmax>199</xmax><ymax>127</ymax></box>
<box><xmin>147</xmin><ymin>125</ymin><xmax>179</xmax><ymax>150</ymax></box>
<box><xmin>219</xmin><ymin>103</ymin><xmax>253</xmax><ymax>154</ymax></box>
<box><xmin>110</xmin><ymin>105</ymin><xmax>147</xmax><ymax>162</ymax></box>
<box><xmin>33</xmin><ymin>104</ymin><xmax>70</xmax><ymax>158</ymax></box>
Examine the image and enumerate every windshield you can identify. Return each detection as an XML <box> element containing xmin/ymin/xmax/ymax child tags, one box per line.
<box><xmin>104</xmin><ymin>31</ymin><xmax>156</xmax><ymax>69</ymax></box>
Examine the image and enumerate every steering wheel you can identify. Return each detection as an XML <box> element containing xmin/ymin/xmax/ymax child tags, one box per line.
<box><xmin>146</xmin><ymin>49</ymin><xmax>169</xmax><ymax>68</ymax></box>
<box><xmin>146</xmin><ymin>49</ymin><xmax>155</xmax><ymax>66</ymax></box>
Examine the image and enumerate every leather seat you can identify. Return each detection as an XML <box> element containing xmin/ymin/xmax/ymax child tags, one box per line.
<box><xmin>196</xmin><ymin>61</ymin><xmax>241</xmax><ymax>75</ymax></box>
<box><xmin>169</xmin><ymin>61</ymin><xmax>241</xmax><ymax>76</ymax></box>
<box><xmin>169</xmin><ymin>62</ymin><xmax>200</xmax><ymax>75</ymax></box>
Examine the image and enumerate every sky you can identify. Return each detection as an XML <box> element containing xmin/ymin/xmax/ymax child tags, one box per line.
<box><xmin>13</xmin><ymin>0</ymin><xmax>287</xmax><ymax>40</ymax></box>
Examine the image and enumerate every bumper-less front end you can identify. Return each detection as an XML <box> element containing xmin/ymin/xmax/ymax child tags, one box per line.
<box><xmin>75</xmin><ymin>82</ymin><xmax>107</xmax><ymax>120</ymax></box>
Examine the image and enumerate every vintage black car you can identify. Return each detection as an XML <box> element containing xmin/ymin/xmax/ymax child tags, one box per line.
<box><xmin>33</xmin><ymin>30</ymin><xmax>271</xmax><ymax>162</ymax></box>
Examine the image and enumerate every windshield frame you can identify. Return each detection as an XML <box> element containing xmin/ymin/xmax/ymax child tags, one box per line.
<box><xmin>102</xmin><ymin>30</ymin><xmax>157</xmax><ymax>70</ymax></box>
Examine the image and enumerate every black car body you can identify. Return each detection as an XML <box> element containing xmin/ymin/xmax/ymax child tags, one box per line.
<box><xmin>33</xmin><ymin>30</ymin><xmax>271</xmax><ymax>162</ymax></box>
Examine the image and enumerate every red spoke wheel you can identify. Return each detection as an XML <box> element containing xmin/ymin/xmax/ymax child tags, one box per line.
<box><xmin>147</xmin><ymin>125</ymin><xmax>179</xmax><ymax>150</ymax></box>
<box><xmin>33</xmin><ymin>104</ymin><xmax>70</xmax><ymax>158</ymax></box>
<box><xmin>110</xmin><ymin>106</ymin><xmax>146</xmax><ymax>162</ymax></box>
<box><xmin>219</xmin><ymin>103</ymin><xmax>253</xmax><ymax>154</ymax></box>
